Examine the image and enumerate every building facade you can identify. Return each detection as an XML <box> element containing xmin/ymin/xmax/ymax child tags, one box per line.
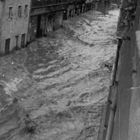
<box><xmin>28</xmin><ymin>0</ymin><xmax>73</xmax><ymax>41</ymax></box>
<box><xmin>28</xmin><ymin>0</ymin><xmax>94</xmax><ymax>42</ymax></box>
<box><xmin>0</xmin><ymin>0</ymin><xmax>110</xmax><ymax>55</ymax></box>
<box><xmin>0</xmin><ymin>0</ymin><xmax>31</xmax><ymax>55</ymax></box>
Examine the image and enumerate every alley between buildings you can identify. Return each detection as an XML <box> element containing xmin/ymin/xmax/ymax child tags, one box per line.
<box><xmin>0</xmin><ymin>9</ymin><xmax>119</xmax><ymax>140</ymax></box>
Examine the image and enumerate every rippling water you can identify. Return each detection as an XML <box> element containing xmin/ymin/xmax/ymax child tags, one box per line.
<box><xmin>0</xmin><ymin>9</ymin><xmax>119</xmax><ymax>140</ymax></box>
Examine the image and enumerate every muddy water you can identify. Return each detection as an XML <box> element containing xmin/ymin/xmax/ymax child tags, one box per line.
<box><xmin>0</xmin><ymin>9</ymin><xmax>119</xmax><ymax>140</ymax></box>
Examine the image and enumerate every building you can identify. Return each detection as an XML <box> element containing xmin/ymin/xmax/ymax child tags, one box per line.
<box><xmin>0</xmin><ymin>0</ymin><xmax>105</xmax><ymax>55</ymax></box>
<box><xmin>28</xmin><ymin>0</ymin><xmax>99</xmax><ymax>42</ymax></box>
<box><xmin>28</xmin><ymin>0</ymin><xmax>77</xmax><ymax>41</ymax></box>
<box><xmin>0</xmin><ymin>0</ymin><xmax>31</xmax><ymax>55</ymax></box>
<box><xmin>28</xmin><ymin>0</ymin><xmax>66</xmax><ymax>41</ymax></box>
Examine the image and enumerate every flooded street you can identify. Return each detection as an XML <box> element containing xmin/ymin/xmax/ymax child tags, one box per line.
<box><xmin>0</xmin><ymin>9</ymin><xmax>119</xmax><ymax>140</ymax></box>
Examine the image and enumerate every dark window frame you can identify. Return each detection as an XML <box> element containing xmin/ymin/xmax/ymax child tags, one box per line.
<box><xmin>9</xmin><ymin>7</ymin><xmax>13</xmax><ymax>19</ymax></box>
<box><xmin>18</xmin><ymin>5</ymin><xmax>22</xmax><ymax>17</ymax></box>
<box><xmin>24</xmin><ymin>5</ymin><xmax>28</xmax><ymax>17</ymax></box>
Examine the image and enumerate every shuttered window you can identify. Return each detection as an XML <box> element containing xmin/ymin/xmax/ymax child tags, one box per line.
<box><xmin>9</xmin><ymin>7</ymin><xmax>13</xmax><ymax>19</ymax></box>
<box><xmin>18</xmin><ymin>6</ymin><xmax>22</xmax><ymax>17</ymax></box>
<box><xmin>24</xmin><ymin>5</ymin><xmax>28</xmax><ymax>17</ymax></box>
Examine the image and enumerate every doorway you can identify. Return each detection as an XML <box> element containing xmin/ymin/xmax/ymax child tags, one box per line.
<box><xmin>5</xmin><ymin>38</ymin><xmax>10</xmax><ymax>54</ymax></box>
<box><xmin>21</xmin><ymin>34</ymin><xmax>26</xmax><ymax>48</ymax></box>
<box><xmin>15</xmin><ymin>35</ymin><xmax>19</xmax><ymax>49</ymax></box>
<box><xmin>36</xmin><ymin>15</ymin><xmax>42</xmax><ymax>37</ymax></box>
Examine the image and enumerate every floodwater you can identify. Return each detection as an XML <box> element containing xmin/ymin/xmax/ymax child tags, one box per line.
<box><xmin>0</xmin><ymin>9</ymin><xmax>119</xmax><ymax>140</ymax></box>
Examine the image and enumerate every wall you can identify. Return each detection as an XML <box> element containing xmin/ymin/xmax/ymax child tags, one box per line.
<box><xmin>0</xmin><ymin>0</ymin><xmax>31</xmax><ymax>54</ymax></box>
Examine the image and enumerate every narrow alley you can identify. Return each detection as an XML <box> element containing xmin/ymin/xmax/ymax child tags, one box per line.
<box><xmin>0</xmin><ymin>9</ymin><xmax>119</xmax><ymax>140</ymax></box>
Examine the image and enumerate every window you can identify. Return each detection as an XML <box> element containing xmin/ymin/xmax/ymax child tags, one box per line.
<box><xmin>9</xmin><ymin>7</ymin><xmax>13</xmax><ymax>19</ymax></box>
<box><xmin>24</xmin><ymin>5</ymin><xmax>28</xmax><ymax>17</ymax></box>
<box><xmin>18</xmin><ymin>6</ymin><xmax>22</xmax><ymax>17</ymax></box>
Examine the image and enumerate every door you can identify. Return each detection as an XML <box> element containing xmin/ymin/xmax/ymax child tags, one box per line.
<box><xmin>30</xmin><ymin>16</ymin><xmax>38</xmax><ymax>41</ymax></box>
<box><xmin>15</xmin><ymin>35</ymin><xmax>19</xmax><ymax>49</ymax></box>
<box><xmin>21</xmin><ymin>34</ymin><xmax>26</xmax><ymax>48</ymax></box>
<box><xmin>5</xmin><ymin>38</ymin><xmax>10</xmax><ymax>54</ymax></box>
<box><xmin>63</xmin><ymin>10</ymin><xmax>67</xmax><ymax>20</ymax></box>
<box><xmin>36</xmin><ymin>15</ymin><xmax>42</xmax><ymax>37</ymax></box>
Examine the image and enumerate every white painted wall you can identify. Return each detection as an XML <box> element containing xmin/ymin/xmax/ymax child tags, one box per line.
<box><xmin>0</xmin><ymin>0</ymin><xmax>31</xmax><ymax>54</ymax></box>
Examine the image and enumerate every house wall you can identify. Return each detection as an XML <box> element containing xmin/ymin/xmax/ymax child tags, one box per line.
<box><xmin>0</xmin><ymin>0</ymin><xmax>98</xmax><ymax>55</ymax></box>
<box><xmin>0</xmin><ymin>0</ymin><xmax>31</xmax><ymax>54</ymax></box>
